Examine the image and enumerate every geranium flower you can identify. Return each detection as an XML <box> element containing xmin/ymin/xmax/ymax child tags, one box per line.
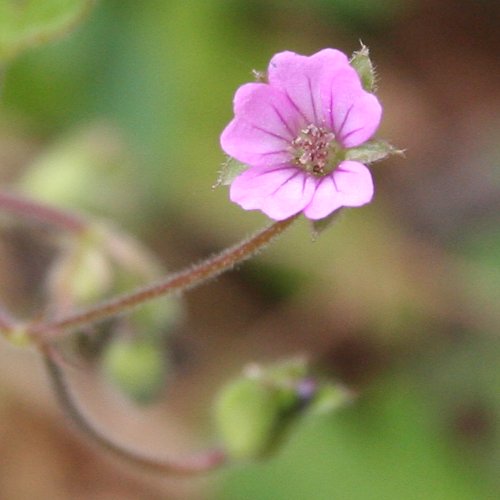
<box><xmin>220</xmin><ymin>49</ymin><xmax>383</xmax><ymax>220</ymax></box>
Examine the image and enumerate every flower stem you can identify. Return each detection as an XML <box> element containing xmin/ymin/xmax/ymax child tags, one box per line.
<box><xmin>31</xmin><ymin>215</ymin><xmax>298</xmax><ymax>341</ymax></box>
<box><xmin>0</xmin><ymin>190</ymin><xmax>87</xmax><ymax>234</ymax></box>
<box><xmin>42</xmin><ymin>346</ymin><xmax>227</xmax><ymax>475</ymax></box>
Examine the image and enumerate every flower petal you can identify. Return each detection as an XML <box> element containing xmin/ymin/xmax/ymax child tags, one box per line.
<box><xmin>303</xmin><ymin>175</ymin><xmax>344</xmax><ymax>219</ymax></box>
<box><xmin>261</xmin><ymin>172</ymin><xmax>317</xmax><ymax>220</ymax></box>
<box><xmin>268</xmin><ymin>49</ymin><xmax>350</xmax><ymax>125</ymax></box>
<box><xmin>337</xmin><ymin>93</ymin><xmax>382</xmax><ymax>148</ymax></box>
<box><xmin>304</xmin><ymin>161</ymin><xmax>374</xmax><ymax>219</ymax></box>
<box><xmin>332</xmin><ymin>160</ymin><xmax>374</xmax><ymax>206</ymax></box>
<box><xmin>221</xmin><ymin>118</ymin><xmax>292</xmax><ymax>167</ymax></box>
<box><xmin>230</xmin><ymin>165</ymin><xmax>299</xmax><ymax>210</ymax></box>
<box><xmin>230</xmin><ymin>165</ymin><xmax>317</xmax><ymax>220</ymax></box>
<box><xmin>220</xmin><ymin>83</ymin><xmax>303</xmax><ymax>167</ymax></box>
<box><xmin>320</xmin><ymin>66</ymin><xmax>382</xmax><ymax>148</ymax></box>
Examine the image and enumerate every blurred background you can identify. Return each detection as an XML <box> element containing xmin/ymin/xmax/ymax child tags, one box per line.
<box><xmin>0</xmin><ymin>0</ymin><xmax>499</xmax><ymax>498</ymax></box>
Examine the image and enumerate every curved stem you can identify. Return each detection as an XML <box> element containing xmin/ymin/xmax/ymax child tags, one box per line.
<box><xmin>0</xmin><ymin>190</ymin><xmax>87</xmax><ymax>234</ymax></box>
<box><xmin>31</xmin><ymin>215</ymin><xmax>298</xmax><ymax>341</ymax></box>
<box><xmin>42</xmin><ymin>346</ymin><xmax>227</xmax><ymax>475</ymax></box>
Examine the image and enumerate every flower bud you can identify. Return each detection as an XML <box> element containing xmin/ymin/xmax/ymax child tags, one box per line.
<box><xmin>214</xmin><ymin>376</ymin><xmax>282</xmax><ymax>460</ymax></box>
<box><xmin>46</xmin><ymin>231</ymin><xmax>113</xmax><ymax>311</ymax></box>
<box><xmin>214</xmin><ymin>358</ymin><xmax>352</xmax><ymax>461</ymax></box>
<box><xmin>102</xmin><ymin>338</ymin><xmax>169</xmax><ymax>405</ymax></box>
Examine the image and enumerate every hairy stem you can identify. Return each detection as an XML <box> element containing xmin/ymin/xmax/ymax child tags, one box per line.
<box><xmin>42</xmin><ymin>346</ymin><xmax>227</xmax><ymax>475</ymax></box>
<box><xmin>31</xmin><ymin>215</ymin><xmax>298</xmax><ymax>341</ymax></box>
<box><xmin>0</xmin><ymin>190</ymin><xmax>87</xmax><ymax>233</ymax></box>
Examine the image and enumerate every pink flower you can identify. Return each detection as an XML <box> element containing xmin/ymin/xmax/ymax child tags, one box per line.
<box><xmin>220</xmin><ymin>49</ymin><xmax>383</xmax><ymax>220</ymax></box>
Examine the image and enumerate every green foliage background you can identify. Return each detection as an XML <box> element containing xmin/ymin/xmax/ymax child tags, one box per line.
<box><xmin>0</xmin><ymin>0</ymin><xmax>499</xmax><ymax>498</ymax></box>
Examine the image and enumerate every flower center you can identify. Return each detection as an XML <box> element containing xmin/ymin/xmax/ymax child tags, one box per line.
<box><xmin>291</xmin><ymin>124</ymin><xmax>340</xmax><ymax>176</ymax></box>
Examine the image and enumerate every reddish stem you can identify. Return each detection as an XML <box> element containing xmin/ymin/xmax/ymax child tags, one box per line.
<box><xmin>42</xmin><ymin>346</ymin><xmax>227</xmax><ymax>475</ymax></box>
<box><xmin>0</xmin><ymin>190</ymin><xmax>87</xmax><ymax>233</ymax></box>
<box><xmin>30</xmin><ymin>215</ymin><xmax>298</xmax><ymax>341</ymax></box>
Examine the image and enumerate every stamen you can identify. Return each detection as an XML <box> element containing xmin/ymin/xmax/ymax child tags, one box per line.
<box><xmin>291</xmin><ymin>124</ymin><xmax>337</xmax><ymax>176</ymax></box>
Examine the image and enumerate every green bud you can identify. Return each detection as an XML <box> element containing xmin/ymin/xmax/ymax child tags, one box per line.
<box><xmin>102</xmin><ymin>339</ymin><xmax>169</xmax><ymax>405</ymax></box>
<box><xmin>256</xmin><ymin>358</ymin><xmax>309</xmax><ymax>411</ymax></box>
<box><xmin>214</xmin><ymin>359</ymin><xmax>355</xmax><ymax>461</ymax></box>
<box><xmin>350</xmin><ymin>43</ymin><xmax>377</xmax><ymax>93</ymax></box>
<box><xmin>69</xmin><ymin>248</ymin><xmax>111</xmax><ymax>303</ymax></box>
<box><xmin>215</xmin><ymin>359</ymin><xmax>310</xmax><ymax>461</ymax></box>
<box><xmin>214</xmin><ymin>376</ymin><xmax>282</xmax><ymax>460</ymax></box>
<box><xmin>46</xmin><ymin>232</ymin><xmax>113</xmax><ymax>309</ymax></box>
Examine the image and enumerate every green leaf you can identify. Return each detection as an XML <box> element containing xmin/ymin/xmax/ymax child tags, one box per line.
<box><xmin>213</xmin><ymin>156</ymin><xmax>248</xmax><ymax>187</ymax></box>
<box><xmin>345</xmin><ymin>139</ymin><xmax>404</xmax><ymax>164</ymax></box>
<box><xmin>0</xmin><ymin>0</ymin><xmax>96</xmax><ymax>63</ymax></box>
<box><xmin>350</xmin><ymin>43</ymin><xmax>377</xmax><ymax>92</ymax></box>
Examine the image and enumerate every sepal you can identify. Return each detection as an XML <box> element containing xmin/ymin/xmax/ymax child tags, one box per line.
<box><xmin>214</xmin><ymin>157</ymin><xmax>248</xmax><ymax>187</ymax></box>
<box><xmin>345</xmin><ymin>140</ymin><xmax>404</xmax><ymax>164</ymax></box>
<box><xmin>350</xmin><ymin>43</ymin><xmax>377</xmax><ymax>93</ymax></box>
